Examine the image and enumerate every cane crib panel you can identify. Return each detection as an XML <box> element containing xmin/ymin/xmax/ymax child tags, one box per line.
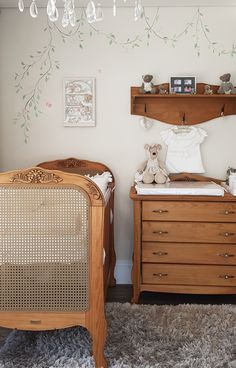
<box><xmin>0</xmin><ymin>185</ymin><xmax>89</xmax><ymax>312</ymax></box>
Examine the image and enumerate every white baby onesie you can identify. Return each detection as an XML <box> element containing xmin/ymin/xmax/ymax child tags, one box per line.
<box><xmin>160</xmin><ymin>126</ymin><xmax>207</xmax><ymax>173</ymax></box>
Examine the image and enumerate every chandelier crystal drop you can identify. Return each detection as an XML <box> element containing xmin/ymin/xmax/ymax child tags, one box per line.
<box><xmin>134</xmin><ymin>0</ymin><xmax>142</xmax><ymax>21</ymax></box>
<box><xmin>18</xmin><ymin>0</ymin><xmax>24</xmax><ymax>12</ymax></box>
<box><xmin>85</xmin><ymin>0</ymin><xmax>96</xmax><ymax>23</ymax></box>
<box><xmin>29</xmin><ymin>0</ymin><xmax>38</xmax><ymax>18</ymax></box>
<box><xmin>17</xmin><ymin>0</ymin><xmax>142</xmax><ymax>26</ymax></box>
<box><xmin>95</xmin><ymin>3</ymin><xmax>104</xmax><ymax>22</ymax></box>
<box><xmin>113</xmin><ymin>0</ymin><xmax>116</xmax><ymax>16</ymax></box>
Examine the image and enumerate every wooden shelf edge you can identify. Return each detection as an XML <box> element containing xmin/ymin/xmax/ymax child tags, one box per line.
<box><xmin>133</xmin><ymin>94</ymin><xmax>236</xmax><ymax>98</ymax></box>
<box><xmin>131</xmin><ymin>111</ymin><xmax>236</xmax><ymax>125</ymax></box>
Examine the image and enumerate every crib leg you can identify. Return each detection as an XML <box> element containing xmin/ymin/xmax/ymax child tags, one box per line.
<box><xmin>90</xmin><ymin>319</ymin><xmax>108</xmax><ymax>368</ymax></box>
<box><xmin>109</xmin><ymin>192</ymin><xmax>116</xmax><ymax>287</ymax></box>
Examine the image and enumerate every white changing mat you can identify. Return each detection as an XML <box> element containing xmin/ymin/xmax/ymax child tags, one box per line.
<box><xmin>135</xmin><ymin>181</ymin><xmax>225</xmax><ymax>196</ymax></box>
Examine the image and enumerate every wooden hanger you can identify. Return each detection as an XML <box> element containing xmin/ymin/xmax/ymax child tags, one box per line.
<box><xmin>172</xmin><ymin>113</ymin><xmax>192</xmax><ymax>134</ymax></box>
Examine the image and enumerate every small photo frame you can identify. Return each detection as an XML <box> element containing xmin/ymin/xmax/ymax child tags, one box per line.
<box><xmin>64</xmin><ymin>77</ymin><xmax>95</xmax><ymax>127</ymax></box>
<box><xmin>170</xmin><ymin>76</ymin><xmax>196</xmax><ymax>94</ymax></box>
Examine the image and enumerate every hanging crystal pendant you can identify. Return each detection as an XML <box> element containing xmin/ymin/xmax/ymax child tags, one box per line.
<box><xmin>113</xmin><ymin>0</ymin><xmax>116</xmax><ymax>16</ymax></box>
<box><xmin>86</xmin><ymin>0</ymin><xmax>96</xmax><ymax>23</ymax></box>
<box><xmin>47</xmin><ymin>0</ymin><xmax>53</xmax><ymax>16</ymax></box>
<box><xmin>69</xmin><ymin>0</ymin><xmax>76</xmax><ymax>26</ymax></box>
<box><xmin>134</xmin><ymin>0</ymin><xmax>142</xmax><ymax>21</ymax></box>
<box><xmin>61</xmin><ymin>0</ymin><xmax>76</xmax><ymax>27</ymax></box>
<box><xmin>62</xmin><ymin>10</ymin><xmax>69</xmax><ymax>27</ymax></box>
<box><xmin>95</xmin><ymin>3</ymin><xmax>104</xmax><ymax>21</ymax></box>
<box><xmin>29</xmin><ymin>0</ymin><xmax>38</xmax><ymax>18</ymax></box>
<box><xmin>47</xmin><ymin>0</ymin><xmax>59</xmax><ymax>22</ymax></box>
<box><xmin>62</xmin><ymin>0</ymin><xmax>69</xmax><ymax>27</ymax></box>
<box><xmin>18</xmin><ymin>0</ymin><xmax>24</xmax><ymax>12</ymax></box>
<box><xmin>134</xmin><ymin>0</ymin><xmax>138</xmax><ymax>21</ymax></box>
<box><xmin>68</xmin><ymin>0</ymin><xmax>75</xmax><ymax>15</ymax></box>
<box><xmin>69</xmin><ymin>11</ymin><xmax>76</xmax><ymax>26</ymax></box>
<box><xmin>137</xmin><ymin>0</ymin><xmax>143</xmax><ymax>18</ymax></box>
<box><xmin>49</xmin><ymin>7</ymin><xmax>59</xmax><ymax>21</ymax></box>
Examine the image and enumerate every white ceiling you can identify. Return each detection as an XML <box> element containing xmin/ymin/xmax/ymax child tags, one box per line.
<box><xmin>1</xmin><ymin>0</ymin><xmax>236</xmax><ymax>7</ymax></box>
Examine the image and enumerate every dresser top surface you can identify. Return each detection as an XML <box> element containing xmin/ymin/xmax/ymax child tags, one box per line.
<box><xmin>130</xmin><ymin>186</ymin><xmax>236</xmax><ymax>202</ymax></box>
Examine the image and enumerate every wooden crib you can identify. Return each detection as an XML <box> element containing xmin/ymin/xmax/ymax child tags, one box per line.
<box><xmin>0</xmin><ymin>164</ymin><xmax>113</xmax><ymax>368</ymax></box>
<box><xmin>37</xmin><ymin>157</ymin><xmax>116</xmax><ymax>291</ymax></box>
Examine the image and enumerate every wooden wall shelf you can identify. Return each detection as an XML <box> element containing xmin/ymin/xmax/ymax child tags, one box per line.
<box><xmin>131</xmin><ymin>83</ymin><xmax>236</xmax><ymax>125</ymax></box>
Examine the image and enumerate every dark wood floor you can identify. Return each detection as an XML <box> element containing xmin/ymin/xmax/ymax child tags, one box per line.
<box><xmin>107</xmin><ymin>284</ymin><xmax>236</xmax><ymax>304</ymax></box>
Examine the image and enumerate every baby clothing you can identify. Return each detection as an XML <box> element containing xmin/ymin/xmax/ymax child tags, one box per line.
<box><xmin>160</xmin><ymin>126</ymin><xmax>207</xmax><ymax>173</ymax></box>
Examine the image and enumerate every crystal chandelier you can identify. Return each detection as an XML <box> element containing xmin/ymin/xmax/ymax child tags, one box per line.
<box><xmin>17</xmin><ymin>0</ymin><xmax>143</xmax><ymax>26</ymax></box>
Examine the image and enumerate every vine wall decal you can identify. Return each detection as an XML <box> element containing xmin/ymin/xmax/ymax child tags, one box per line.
<box><xmin>13</xmin><ymin>7</ymin><xmax>236</xmax><ymax>142</ymax></box>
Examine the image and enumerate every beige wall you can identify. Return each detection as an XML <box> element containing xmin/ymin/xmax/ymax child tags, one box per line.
<box><xmin>1</xmin><ymin>7</ymin><xmax>236</xmax><ymax>282</ymax></box>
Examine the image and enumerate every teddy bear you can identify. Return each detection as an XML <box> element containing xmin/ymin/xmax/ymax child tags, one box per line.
<box><xmin>139</xmin><ymin>75</ymin><xmax>156</xmax><ymax>94</ymax></box>
<box><xmin>217</xmin><ymin>73</ymin><xmax>236</xmax><ymax>94</ymax></box>
<box><xmin>158</xmin><ymin>84</ymin><xmax>168</xmax><ymax>95</ymax></box>
<box><xmin>137</xmin><ymin>143</ymin><xmax>169</xmax><ymax>184</ymax></box>
<box><xmin>204</xmin><ymin>85</ymin><xmax>213</xmax><ymax>95</ymax></box>
<box><xmin>226</xmin><ymin>167</ymin><xmax>236</xmax><ymax>185</ymax></box>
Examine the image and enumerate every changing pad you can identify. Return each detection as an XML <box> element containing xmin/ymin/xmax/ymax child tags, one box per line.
<box><xmin>135</xmin><ymin>181</ymin><xmax>225</xmax><ymax>196</ymax></box>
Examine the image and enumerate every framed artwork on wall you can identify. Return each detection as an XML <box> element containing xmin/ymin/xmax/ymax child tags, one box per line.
<box><xmin>170</xmin><ymin>76</ymin><xmax>196</xmax><ymax>94</ymax></box>
<box><xmin>63</xmin><ymin>77</ymin><xmax>96</xmax><ymax>127</ymax></box>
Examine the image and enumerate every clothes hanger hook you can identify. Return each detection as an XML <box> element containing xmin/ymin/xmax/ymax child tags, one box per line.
<box><xmin>221</xmin><ymin>104</ymin><xmax>225</xmax><ymax>117</ymax></box>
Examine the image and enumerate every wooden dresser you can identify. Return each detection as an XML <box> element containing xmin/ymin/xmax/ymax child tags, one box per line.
<box><xmin>130</xmin><ymin>175</ymin><xmax>236</xmax><ymax>303</ymax></box>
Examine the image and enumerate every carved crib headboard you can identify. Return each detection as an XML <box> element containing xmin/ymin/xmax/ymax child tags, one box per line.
<box><xmin>38</xmin><ymin>157</ymin><xmax>115</xmax><ymax>181</ymax></box>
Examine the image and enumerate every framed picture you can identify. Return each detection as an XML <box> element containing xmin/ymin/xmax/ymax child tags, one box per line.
<box><xmin>64</xmin><ymin>77</ymin><xmax>95</xmax><ymax>127</ymax></box>
<box><xmin>170</xmin><ymin>76</ymin><xmax>196</xmax><ymax>94</ymax></box>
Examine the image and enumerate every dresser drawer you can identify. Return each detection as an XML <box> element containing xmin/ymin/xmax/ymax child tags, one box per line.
<box><xmin>142</xmin><ymin>242</ymin><xmax>236</xmax><ymax>265</ymax></box>
<box><xmin>142</xmin><ymin>264</ymin><xmax>236</xmax><ymax>286</ymax></box>
<box><xmin>142</xmin><ymin>222</ymin><xmax>236</xmax><ymax>243</ymax></box>
<box><xmin>142</xmin><ymin>201</ymin><xmax>236</xmax><ymax>222</ymax></box>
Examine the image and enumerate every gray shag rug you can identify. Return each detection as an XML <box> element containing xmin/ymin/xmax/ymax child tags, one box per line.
<box><xmin>0</xmin><ymin>302</ymin><xmax>236</xmax><ymax>368</ymax></box>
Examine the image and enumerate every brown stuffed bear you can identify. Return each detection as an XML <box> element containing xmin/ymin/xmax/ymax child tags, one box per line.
<box><xmin>139</xmin><ymin>75</ymin><xmax>156</xmax><ymax>94</ymax></box>
<box><xmin>204</xmin><ymin>85</ymin><xmax>213</xmax><ymax>95</ymax></box>
<box><xmin>138</xmin><ymin>143</ymin><xmax>169</xmax><ymax>184</ymax></box>
<box><xmin>218</xmin><ymin>73</ymin><xmax>236</xmax><ymax>94</ymax></box>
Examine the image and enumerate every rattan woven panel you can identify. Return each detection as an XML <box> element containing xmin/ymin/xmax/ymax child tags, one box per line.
<box><xmin>0</xmin><ymin>186</ymin><xmax>89</xmax><ymax>312</ymax></box>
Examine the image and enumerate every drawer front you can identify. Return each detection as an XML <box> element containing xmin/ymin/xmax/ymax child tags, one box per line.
<box><xmin>142</xmin><ymin>264</ymin><xmax>236</xmax><ymax>286</ymax></box>
<box><xmin>142</xmin><ymin>222</ymin><xmax>236</xmax><ymax>243</ymax></box>
<box><xmin>142</xmin><ymin>242</ymin><xmax>236</xmax><ymax>265</ymax></box>
<box><xmin>142</xmin><ymin>201</ymin><xmax>236</xmax><ymax>222</ymax></box>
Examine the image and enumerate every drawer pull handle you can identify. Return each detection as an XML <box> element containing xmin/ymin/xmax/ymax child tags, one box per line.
<box><xmin>30</xmin><ymin>320</ymin><xmax>41</xmax><ymax>324</ymax></box>
<box><xmin>224</xmin><ymin>210</ymin><xmax>235</xmax><ymax>215</ymax></box>
<box><xmin>152</xmin><ymin>251</ymin><xmax>168</xmax><ymax>256</ymax></box>
<box><xmin>152</xmin><ymin>209</ymin><xmax>169</xmax><ymax>214</ymax></box>
<box><xmin>218</xmin><ymin>253</ymin><xmax>235</xmax><ymax>258</ymax></box>
<box><xmin>153</xmin><ymin>231</ymin><xmax>168</xmax><ymax>235</ymax></box>
<box><xmin>219</xmin><ymin>275</ymin><xmax>235</xmax><ymax>279</ymax></box>
<box><xmin>153</xmin><ymin>273</ymin><xmax>168</xmax><ymax>278</ymax></box>
<box><xmin>219</xmin><ymin>232</ymin><xmax>235</xmax><ymax>237</ymax></box>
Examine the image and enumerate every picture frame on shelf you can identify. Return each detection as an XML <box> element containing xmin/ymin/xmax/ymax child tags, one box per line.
<box><xmin>63</xmin><ymin>77</ymin><xmax>96</xmax><ymax>127</ymax></box>
<box><xmin>170</xmin><ymin>76</ymin><xmax>196</xmax><ymax>94</ymax></box>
